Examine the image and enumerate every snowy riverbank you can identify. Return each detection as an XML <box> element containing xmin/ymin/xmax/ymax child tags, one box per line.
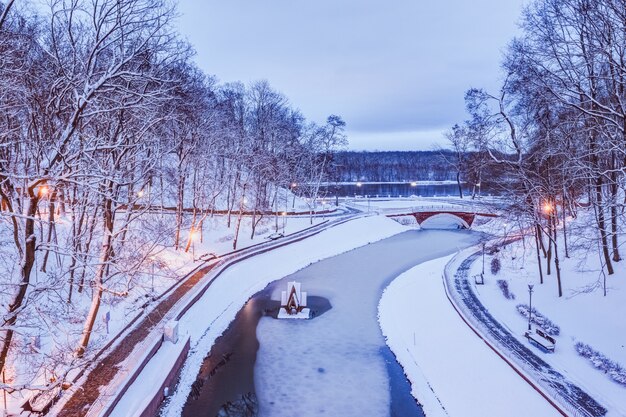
<box><xmin>378</xmin><ymin>255</ymin><xmax>560</xmax><ymax>417</ymax></box>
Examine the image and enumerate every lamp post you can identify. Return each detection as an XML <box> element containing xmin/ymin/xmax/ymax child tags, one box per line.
<box><xmin>481</xmin><ymin>242</ymin><xmax>486</xmax><ymax>278</ymax></box>
<box><xmin>282</xmin><ymin>211</ymin><xmax>287</xmax><ymax>234</ymax></box>
<box><xmin>528</xmin><ymin>284</ymin><xmax>534</xmax><ymax>331</ymax></box>
<box><xmin>291</xmin><ymin>183</ymin><xmax>297</xmax><ymax>209</ymax></box>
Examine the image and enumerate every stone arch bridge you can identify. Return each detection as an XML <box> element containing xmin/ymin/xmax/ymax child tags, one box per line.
<box><xmin>386</xmin><ymin>205</ymin><xmax>498</xmax><ymax>229</ymax></box>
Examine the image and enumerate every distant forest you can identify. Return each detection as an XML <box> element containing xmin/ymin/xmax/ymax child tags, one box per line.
<box><xmin>329</xmin><ymin>151</ymin><xmax>457</xmax><ymax>182</ymax></box>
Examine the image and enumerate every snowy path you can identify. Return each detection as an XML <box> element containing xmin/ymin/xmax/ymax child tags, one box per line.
<box><xmin>379</xmin><ymin>256</ymin><xmax>562</xmax><ymax>417</ymax></box>
<box><xmin>254</xmin><ymin>229</ymin><xmax>480</xmax><ymax>417</ymax></box>
<box><xmin>446</xmin><ymin>251</ymin><xmax>606</xmax><ymax>416</ymax></box>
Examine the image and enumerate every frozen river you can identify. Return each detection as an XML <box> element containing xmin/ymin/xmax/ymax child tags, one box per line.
<box><xmin>254</xmin><ymin>229</ymin><xmax>481</xmax><ymax>417</ymax></box>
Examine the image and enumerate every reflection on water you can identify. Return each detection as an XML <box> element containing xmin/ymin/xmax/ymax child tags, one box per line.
<box><xmin>320</xmin><ymin>183</ymin><xmax>485</xmax><ymax>198</ymax></box>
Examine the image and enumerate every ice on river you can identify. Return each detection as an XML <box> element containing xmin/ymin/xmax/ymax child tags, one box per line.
<box><xmin>254</xmin><ymin>229</ymin><xmax>480</xmax><ymax>417</ymax></box>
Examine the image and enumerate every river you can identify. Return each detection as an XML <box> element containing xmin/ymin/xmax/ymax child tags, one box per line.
<box><xmin>319</xmin><ymin>182</ymin><xmax>493</xmax><ymax>198</ymax></box>
<box><xmin>180</xmin><ymin>228</ymin><xmax>481</xmax><ymax>417</ymax></box>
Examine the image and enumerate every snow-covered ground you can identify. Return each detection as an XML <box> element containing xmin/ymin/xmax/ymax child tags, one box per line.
<box><xmin>377</xmin><ymin>206</ymin><xmax>625</xmax><ymax>417</ymax></box>
<box><xmin>466</xmin><ymin>214</ymin><xmax>626</xmax><ymax>415</ymax></box>
<box><xmin>123</xmin><ymin>215</ymin><xmax>410</xmax><ymax>417</ymax></box>
<box><xmin>20</xmin><ymin>195</ymin><xmax>624</xmax><ymax>417</ymax></box>
<box><xmin>378</xmin><ymin>255</ymin><xmax>560</xmax><ymax>417</ymax></box>
<box><xmin>1</xmin><ymin>199</ymin><xmax>337</xmax><ymax>412</ymax></box>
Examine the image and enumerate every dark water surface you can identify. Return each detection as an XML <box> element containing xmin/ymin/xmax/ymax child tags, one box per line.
<box><xmin>320</xmin><ymin>182</ymin><xmax>493</xmax><ymax>198</ymax></box>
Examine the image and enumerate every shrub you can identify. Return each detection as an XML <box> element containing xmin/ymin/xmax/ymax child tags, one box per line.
<box><xmin>516</xmin><ymin>304</ymin><xmax>560</xmax><ymax>336</ymax></box>
<box><xmin>575</xmin><ymin>342</ymin><xmax>626</xmax><ymax>387</ymax></box>
<box><xmin>497</xmin><ymin>279</ymin><xmax>515</xmax><ymax>300</ymax></box>
<box><xmin>490</xmin><ymin>257</ymin><xmax>501</xmax><ymax>275</ymax></box>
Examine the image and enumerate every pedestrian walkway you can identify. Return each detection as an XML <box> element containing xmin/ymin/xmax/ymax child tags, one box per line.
<box><xmin>56</xmin><ymin>264</ymin><xmax>214</xmax><ymax>417</ymax></box>
<box><xmin>443</xmin><ymin>250</ymin><xmax>606</xmax><ymax>417</ymax></box>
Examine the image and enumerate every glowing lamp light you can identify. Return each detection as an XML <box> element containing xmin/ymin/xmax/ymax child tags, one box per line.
<box><xmin>39</xmin><ymin>186</ymin><xmax>49</xmax><ymax>197</ymax></box>
<box><xmin>410</xmin><ymin>182</ymin><xmax>417</xmax><ymax>187</ymax></box>
<box><xmin>356</xmin><ymin>182</ymin><xmax>362</xmax><ymax>187</ymax></box>
<box><xmin>291</xmin><ymin>183</ymin><xmax>297</xmax><ymax>188</ymax></box>
<box><xmin>137</xmin><ymin>190</ymin><xmax>144</xmax><ymax>198</ymax></box>
<box><xmin>281</xmin><ymin>211</ymin><xmax>287</xmax><ymax>216</ymax></box>
<box><xmin>543</xmin><ymin>202</ymin><xmax>553</xmax><ymax>214</ymax></box>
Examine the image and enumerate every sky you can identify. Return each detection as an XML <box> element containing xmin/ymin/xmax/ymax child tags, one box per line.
<box><xmin>175</xmin><ymin>0</ymin><xmax>526</xmax><ymax>151</ymax></box>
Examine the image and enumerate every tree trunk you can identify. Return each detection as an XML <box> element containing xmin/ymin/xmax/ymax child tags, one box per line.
<box><xmin>595</xmin><ymin>176</ymin><xmax>614</xmax><ymax>274</ymax></box>
<box><xmin>536</xmin><ymin>223</ymin><xmax>547</xmax><ymax>258</ymax></box>
<box><xmin>175</xmin><ymin>169</ymin><xmax>185</xmax><ymax>250</ymax></box>
<box><xmin>562</xmin><ymin>189</ymin><xmax>569</xmax><ymax>258</ymax></box>
<box><xmin>610</xmin><ymin>166</ymin><xmax>620</xmax><ymax>262</ymax></box>
<box><xmin>534</xmin><ymin>223</ymin><xmax>544</xmax><ymax>284</ymax></box>
<box><xmin>233</xmin><ymin>184</ymin><xmax>247</xmax><ymax>250</ymax></box>
<box><xmin>41</xmin><ymin>192</ymin><xmax>57</xmax><ymax>272</ymax></box>
<box><xmin>0</xmin><ymin>194</ymin><xmax>39</xmax><ymax>376</ymax></box>
<box><xmin>76</xmin><ymin>189</ymin><xmax>115</xmax><ymax>357</ymax></box>
<box><xmin>78</xmin><ymin>204</ymin><xmax>100</xmax><ymax>293</ymax></box>
<box><xmin>551</xmin><ymin>213</ymin><xmax>563</xmax><ymax>297</ymax></box>
<box><xmin>546</xmin><ymin>222</ymin><xmax>552</xmax><ymax>276</ymax></box>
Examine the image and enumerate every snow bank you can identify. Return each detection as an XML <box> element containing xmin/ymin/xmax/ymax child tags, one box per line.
<box><xmin>378</xmin><ymin>255</ymin><xmax>560</xmax><ymax>417</ymax></box>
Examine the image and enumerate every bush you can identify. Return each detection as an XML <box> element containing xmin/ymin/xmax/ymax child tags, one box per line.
<box><xmin>491</xmin><ymin>257</ymin><xmax>501</xmax><ymax>275</ymax></box>
<box><xmin>575</xmin><ymin>342</ymin><xmax>626</xmax><ymax>386</ymax></box>
<box><xmin>497</xmin><ymin>279</ymin><xmax>515</xmax><ymax>300</ymax></box>
<box><xmin>516</xmin><ymin>304</ymin><xmax>560</xmax><ymax>336</ymax></box>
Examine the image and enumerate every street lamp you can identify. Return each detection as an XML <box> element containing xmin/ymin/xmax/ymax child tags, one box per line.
<box><xmin>290</xmin><ymin>183</ymin><xmax>297</xmax><ymax>209</ymax></box>
<box><xmin>482</xmin><ymin>242</ymin><xmax>486</xmax><ymax>277</ymax></box>
<box><xmin>542</xmin><ymin>200</ymin><xmax>554</xmax><ymax>216</ymax></box>
<box><xmin>38</xmin><ymin>185</ymin><xmax>49</xmax><ymax>198</ymax></box>
<box><xmin>527</xmin><ymin>284</ymin><xmax>534</xmax><ymax>331</ymax></box>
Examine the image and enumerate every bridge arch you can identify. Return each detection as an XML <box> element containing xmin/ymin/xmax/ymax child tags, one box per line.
<box><xmin>415</xmin><ymin>212</ymin><xmax>472</xmax><ymax>229</ymax></box>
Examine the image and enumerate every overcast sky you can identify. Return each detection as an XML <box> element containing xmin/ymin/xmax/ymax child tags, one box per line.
<box><xmin>175</xmin><ymin>0</ymin><xmax>526</xmax><ymax>151</ymax></box>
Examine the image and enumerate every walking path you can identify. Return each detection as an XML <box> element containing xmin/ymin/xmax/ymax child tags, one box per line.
<box><xmin>443</xmin><ymin>248</ymin><xmax>607</xmax><ymax>417</ymax></box>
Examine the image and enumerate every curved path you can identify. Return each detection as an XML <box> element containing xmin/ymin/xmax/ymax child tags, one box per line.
<box><xmin>253</xmin><ymin>229</ymin><xmax>480</xmax><ymax>417</ymax></box>
<box><xmin>444</xmin><ymin>250</ymin><xmax>606</xmax><ymax>417</ymax></box>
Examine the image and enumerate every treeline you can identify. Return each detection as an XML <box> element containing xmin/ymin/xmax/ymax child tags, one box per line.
<box><xmin>0</xmin><ymin>0</ymin><xmax>344</xmax><ymax>392</ymax></box>
<box><xmin>329</xmin><ymin>151</ymin><xmax>457</xmax><ymax>182</ymax></box>
<box><xmin>449</xmin><ymin>0</ymin><xmax>626</xmax><ymax>295</ymax></box>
